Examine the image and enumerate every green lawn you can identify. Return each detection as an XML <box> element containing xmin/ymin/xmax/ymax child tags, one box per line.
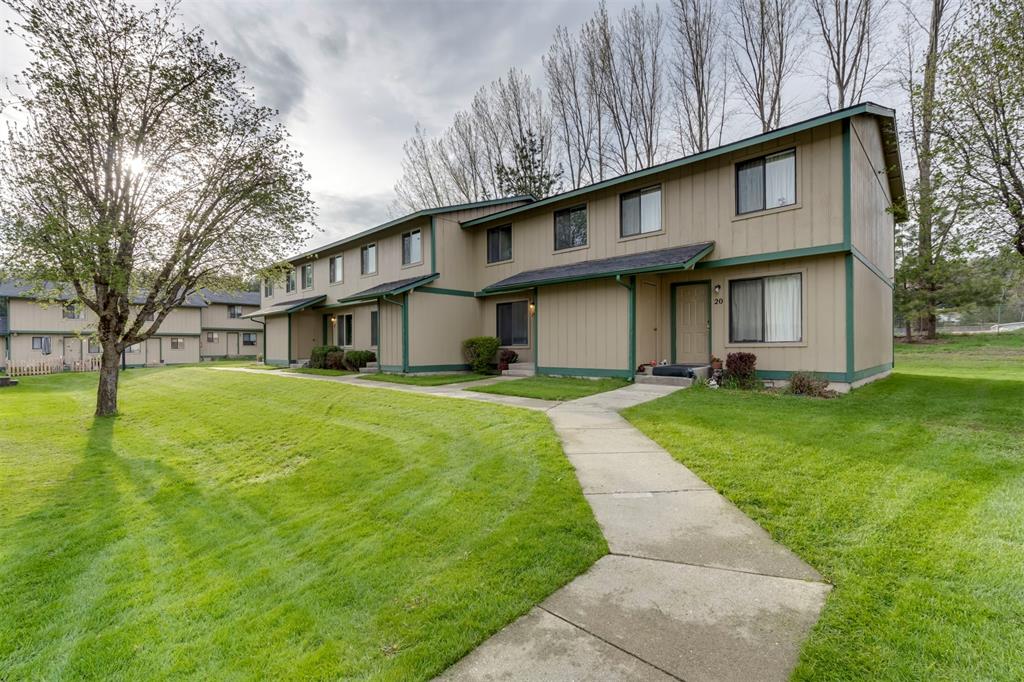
<box><xmin>470</xmin><ymin>376</ymin><xmax>629</xmax><ymax>401</ymax></box>
<box><xmin>0</xmin><ymin>368</ymin><xmax>605</xmax><ymax>680</ymax></box>
<box><xmin>624</xmin><ymin>332</ymin><xmax>1024</xmax><ymax>680</ymax></box>
<box><xmin>357</xmin><ymin>373</ymin><xmax>490</xmax><ymax>386</ymax></box>
<box><xmin>283</xmin><ymin>367</ymin><xmax>356</xmax><ymax>376</ymax></box>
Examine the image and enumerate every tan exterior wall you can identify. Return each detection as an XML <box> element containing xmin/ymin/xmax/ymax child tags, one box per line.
<box><xmin>537</xmin><ymin>279</ymin><xmax>629</xmax><ymax>373</ymax></box>
<box><xmin>324</xmin><ymin>303</ymin><xmax>377</xmax><ymax>350</ymax></box>
<box><xmin>850</xmin><ymin>115</ymin><xmax>895</xmax><ymax>278</ymax></box>
<box><xmin>468</xmin><ymin>123</ymin><xmax>844</xmax><ymax>293</ymax></box>
<box><xmin>8</xmin><ymin>298</ymin><xmax>99</xmax><ymax>334</ymax></box>
<box><xmin>664</xmin><ymin>254</ymin><xmax>848</xmax><ymax>376</ymax></box>
<box><xmin>290</xmin><ymin>311</ymin><xmax>321</xmax><ymax>361</ymax></box>
<box><xmin>200</xmin><ymin>329</ymin><xmax>262</xmax><ymax>357</ymax></box>
<box><xmin>0</xmin><ymin>336</ymin><xmax>6</xmax><ymax>368</ymax></box>
<box><xmin>7</xmin><ymin>332</ymin><xmax>199</xmax><ymax>366</ymax></box>
<box><xmin>407</xmin><ymin>292</ymin><xmax>480</xmax><ymax>368</ymax></box>
<box><xmin>478</xmin><ymin>292</ymin><xmax>536</xmax><ymax>363</ymax></box>
<box><xmin>201</xmin><ymin>304</ymin><xmax>262</xmax><ymax>331</ymax></box>
<box><xmin>265</xmin><ymin>315</ymin><xmax>290</xmax><ymax>364</ymax></box>
<box><xmin>854</xmin><ymin>259</ymin><xmax>894</xmax><ymax>372</ymax></box>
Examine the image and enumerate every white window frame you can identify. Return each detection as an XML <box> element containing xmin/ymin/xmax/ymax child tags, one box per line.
<box><xmin>486</xmin><ymin>224</ymin><xmax>513</xmax><ymax>264</ymax></box>
<box><xmin>337</xmin><ymin>313</ymin><xmax>354</xmax><ymax>347</ymax></box>
<box><xmin>207</xmin><ymin>331</ymin><xmax>219</xmax><ymax>343</ymax></box>
<box><xmin>735</xmin><ymin>148</ymin><xmax>797</xmax><ymax>215</ymax></box>
<box><xmin>402</xmin><ymin>229</ymin><xmax>422</xmax><ymax>266</ymax></box>
<box><xmin>301</xmin><ymin>263</ymin><xmax>314</xmax><ymax>290</ymax></box>
<box><xmin>286</xmin><ymin>269</ymin><xmax>296</xmax><ymax>293</ymax></box>
<box><xmin>727</xmin><ymin>272</ymin><xmax>804</xmax><ymax>344</ymax></box>
<box><xmin>361</xmin><ymin>244</ymin><xmax>377</xmax><ymax>276</ymax></box>
<box><xmin>242</xmin><ymin>332</ymin><xmax>257</xmax><ymax>346</ymax></box>
<box><xmin>227</xmin><ymin>305</ymin><xmax>243</xmax><ymax>319</ymax></box>
<box><xmin>496</xmin><ymin>300</ymin><xmax>530</xmax><ymax>347</ymax></box>
<box><xmin>170</xmin><ymin>337</ymin><xmax>185</xmax><ymax>350</ymax></box>
<box><xmin>329</xmin><ymin>254</ymin><xmax>344</xmax><ymax>284</ymax></box>
<box><xmin>620</xmin><ymin>185</ymin><xmax>662</xmax><ymax>238</ymax></box>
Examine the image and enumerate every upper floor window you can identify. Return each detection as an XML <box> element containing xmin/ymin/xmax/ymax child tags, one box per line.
<box><xmin>329</xmin><ymin>255</ymin><xmax>344</xmax><ymax>284</ymax></box>
<box><xmin>487</xmin><ymin>225</ymin><xmax>513</xmax><ymax>264</ymax></box>
<box><xmin>361</xmin><ymin>244</ymin><xmax>377</xmax><ymax>275</ymax></box>
<box><xmin>729</xmin><ymin>273</ymin><xmax>802</xmax><ymax>343</ymax></box>
<box><xmin>62</xmin><ymin>303</ymin><xmax>84</xmax><ymax>319</ymax></box>
<box><xmin>621</xmin><ymin>186</ymin><xmax>661</xmax><ymax>237</ymax></box>
<box><xmin>554</xmin><ymin>205</ymin><xmax>587</xmax><ymax>251</ymax></box>
<box><xmin>264</xmin><ymin>279</ymin><xmax>274</xmax><ymax>297</ymax></box>
<box><xmin>736</xmin><ymin>149</ymin><xmax>796</xmax><ymax>214</ymax></box>
<box><xmin>286</xmin><ymin>269</ymin><xmax>296</xmax><ymax>293</ymax></box>
<box><xmin>402</xmin><ymin>229</ymin><xmax>422</xmax><ymax>266</ymax></box>
<box><xmin>228</xmin><ymin>305</ymin><xmax>243</xmax><ymax>319</ymax></box>
<box><xmin>301</xmin><ymin>263</ymin><xmax>313</xmax><ymax>289</ymax></box>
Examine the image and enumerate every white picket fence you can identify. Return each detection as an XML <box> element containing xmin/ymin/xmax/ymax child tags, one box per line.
<box><xmin>5</xmin><ymin>356</ymin><xmax>102</xmax><ymax>377</ymax></box>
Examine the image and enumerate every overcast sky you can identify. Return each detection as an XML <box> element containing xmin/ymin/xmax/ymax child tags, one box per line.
<box><xmin>1</xmin><ymin>0</ymin><xmax>907</xmax><ymax>250</ymax></box>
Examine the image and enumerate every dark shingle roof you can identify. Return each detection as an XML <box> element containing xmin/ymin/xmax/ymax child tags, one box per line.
<box><xmin>482</xmin><ymin>242</ymin><xmax>715</xmax><ymax>293</ymax></box>
<box><xmin>339</xmin><ymin>273</ymin><xmax>440</xmax><ymax>303</ymax></box>
<box><xmin>243</xmin><ymin>294</ymin><xmax>326</xmax><ymax>318</ymax></box>
<box><xmin>0</xmin><ymin>280</ymin><xmax>251</xmax><ymax>307</ymax></box>
<box><xmin>196</xmin><ymin>288</ymin><xmax>260</xmax><ymax>306</ymax></box>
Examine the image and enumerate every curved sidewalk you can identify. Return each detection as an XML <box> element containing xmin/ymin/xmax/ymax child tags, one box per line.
<box><xmin>219</xmin><ymin>369</ymin><xmax>830</xmax><ymax>680</ymax></box>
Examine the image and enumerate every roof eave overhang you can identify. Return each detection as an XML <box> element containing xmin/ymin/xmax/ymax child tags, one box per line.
<box><xmin>479</xmin><ymin>243</ymin><xmax>714</xmax><ymax>295</ymax></box>
<box><xmin>337</xmin><ymin>273</ymin><xmax>440</xmax><ymax>305</ymax></box>
<box><xmin>242</xmin><ymin>294</ymin><xmax>326</xmax><ymax>318</ymax></box>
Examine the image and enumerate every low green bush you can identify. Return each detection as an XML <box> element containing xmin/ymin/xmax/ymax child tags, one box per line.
<box><xmin>463</xmin><ymin>336</ymin><xmax>501</xmax><ymax>373</ymax></box>
<box><xmin>324</xmin><ymin>351</ymin><xmax>347</xmax><ymax>371</ymax></box>
<box><xmin>310</xmin><ymin>345</ymin><xmax>341</xmax><ymax>369</ymax></box>
<box><xmin>343</xmin><ymin>350</ymin><xmax>376</xmax><ymax>371</ymax></box>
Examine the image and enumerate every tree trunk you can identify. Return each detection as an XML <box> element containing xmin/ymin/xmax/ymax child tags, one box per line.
<box><xmin>96</xmin><ymin>342</ymin><xmax>121</xmax><ymax>417</ymax></box>
<box><xmin>924</xmin><ymin>312</ymin><xmax>938</xmax><ymax>339</ymax></box>
<box><xmin>905</xmin><ymin>321</ymin><xmax>913</xmax><ymax>343</ymax></box>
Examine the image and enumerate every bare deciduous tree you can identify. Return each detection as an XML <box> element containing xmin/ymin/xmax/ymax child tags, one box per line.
<box><xmin>0</xmin><ymin>0</ymin><xmax>314</xmax><ymax>415</ymax></box>
<box><xmin>731</xmin><ymin>0</ymin><xmax>805</xmax><ymax>132</ymax></box>
<box><xmin>545</xmin><ymin>25</ymin><xmax>600</xmax><ymax>188</ymax></box>
<box><xmin>809</xmin><ymin>0</ymin><xmax>889</xmax><ymax>109</ymax></box>
<box><xmin>670</xmin><ymin>0</ymin><xmax>729</xmax><ymax>153</ymax></box>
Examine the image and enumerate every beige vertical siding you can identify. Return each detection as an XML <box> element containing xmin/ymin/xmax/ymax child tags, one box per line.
<box><xmin>322</xmin><ymin>303</ymin><xmax>377</xmax><ymax>351</ymax></box>
<box><xmin>854</xmin><ymin>259</ymin><xmax>894</xmax><ymax>371</ymax></box>
<box><xmin>377</xmin><ymin>298</ymin><xmax>403</xmax><ymax>369</ymax></box>
<box><xmin>478</xmin><ymin>292</ymin><xmax>536</xmax><ymax>363</ymax></box>
<box><xmin>201</xmin><ymin>330</ymin><xmax>229</xmax><ymax>357</ymax></box>
<box><xmin>290</xmin><ymin>311</ymin><xmax>322</xmax><ymax>361</ymax></box>
<box><xmin>406</xmin><ymin>292</ymin><xmax>480</xmax><ymax>368</ymax></box>
<box><xmin>265</xmin><ymin>316</ymin><xmax>290</xmax><ymax>364</ymax></box>
<box><xmin>537</xmin><ymin>279</ymin><xmax>629</xmax><ymax>373</ymax></box>
<box><xmin>470</xmin><ymin>123</ymin><xmax>845</xmax><ymax>294</ymax></box>
<box><xmin>661</xmin><ymin>254</ymin><xmax>847</xmax><ymax>375</ymax></box>
<box><xmin>161</xmin><ymin>336</ymin><xmax>201</xmax><ymax>364</ymax></box>
<box><xmin>0</xmin><ymin>337</ymin><xmax>6</xmax><ymax>367</ymax></box>
<box><xmin>850</xmin><ymin>115</ymin><xmax>895</xmax><ymax>277</ymax></box>
<box><xmin>8</xmin><ymin>298</ymin><xmax>98</xmax><ymax>333</ymax></box>
<box><xmin>201</xmin><ymin>304</ymin><xmax>262</xmax><ymax>331</ymax></box>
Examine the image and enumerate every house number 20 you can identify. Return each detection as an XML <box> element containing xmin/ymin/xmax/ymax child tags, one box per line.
<box><xmin>713</xmin><ymin>297</ymin><xmax>724</xmax><ymax>305</ymax></box>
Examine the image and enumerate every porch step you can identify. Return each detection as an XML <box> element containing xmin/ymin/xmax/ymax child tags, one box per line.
<box><xmin>503</xmin><ymin>362</ymin><xmax>535</xmax><ymax>377</ymax></box>
<box><xmin>634</xmin><ymin>374</ymin><xmax>693</xmax><ymax>387</ymax></box>
<box><xmin>359</xmin><ymin>362</ymin><xmax>378</xmax><ymax>374</ymax></box>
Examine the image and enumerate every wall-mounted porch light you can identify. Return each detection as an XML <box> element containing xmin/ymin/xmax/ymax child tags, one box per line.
<box><xmin>713</xmin><ymin>284</ymin><xmax>722</xmax><ymax>295</ymax></box>
<box><xmin>529</xmin><ymin>302</ymin><xmax>536</xmax><ymax>316</ymax></box>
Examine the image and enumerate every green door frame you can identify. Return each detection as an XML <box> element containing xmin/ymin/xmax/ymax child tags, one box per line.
<box><xmin>670</xmin><ymin>280</ymin><xmax>712</xmax><ymax>364</ymax></box>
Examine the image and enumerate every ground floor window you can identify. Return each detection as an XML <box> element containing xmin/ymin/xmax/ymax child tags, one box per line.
<box><xmin>126</xmin><ymin>343</ymin><xmax>142</xmax><ymax>354</ymax></box>
<box><xmin>170</xmin><ymin>337</ymin><xmax>185</xmax><ymax>350</ymax></box>
<box><xmin>496</xmin><ymin>300</ymin><xmax>529</xmax><ymax>346</ymax></box>
<box><xmin>206</xmin><ymin>332</ymin><xmax>219</xmax><ymax>343</ymax></box>
<box><xmin>729</xmin><ymin>273</ymin><xmax>802</xmax><ymax>343</ymax></box>
<box><xmin>32</xmin><ymin>336</ymin><xmax>51</xmax><ymax>354</ymax></box>
<box><xmin>242</xmin><ymin>332</ymin><xmax>257</xmax><ymax>346</ymax></box>
<box><xmin>370</xmin><ymin>310</ymin><xmax>378</xmax><ymax>346</ymax></box>
<box><xmin>88</xmin><ymin>338</ymin><xmax>101</xmax><ymax>354</ymax></box>
<box><xmin>337</xmin><ymin>314</ymin><xmax>353</xmax><ymax>346</ymax></box>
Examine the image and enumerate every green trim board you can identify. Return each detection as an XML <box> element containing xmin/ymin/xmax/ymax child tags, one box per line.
<box><xmin>533</xmin><ymin>287</ymin><xmax>539</xmax><ymax>369</ymax></box>
<box><xmin>406</xmin><ymin>364</ymin><xmax>472</xmax><ymax>373</ymax></box>
<box><xmin>463</xmin><ymin>102</ymin><xmax>901</xmax><ymax>229</ymax></box>
<box><xmin>485</xmin><ymin>243</ymin><xmax>714</xmax><ymax>294</ymax></box>
<box><xmin>537</xmin><ymin>366</ymin><xmax>634</xmax><ymax>379</ymax></box>
<box><xmin>696</xmin><ymin>243</ymin><xmax>846</xmax><ymax>269</ymax></box>
<box><xmin>669</xmin><ymin>280</ymin><xmax>712</xmax><ymax>364</ymax></box>
<box><xmin>417</xmin><ymin>286</ymin><xmax>476</xmax><ymax>298</ymax></box>
<box><xmin>845</xmin><ymin>253</ymin><xmax>855</xmax><ymax>376</ymax></box>
<box><xmin>379</xmin><ymin>364</ymin><xmax>404</xmax><ymax>372</ymax></box>
<box><xmin>842</xmin><ymin>118</ymin><xmax>852</xmax><ymax>248</ymax></box>
<box><xmin>287</xmin><ymin>313</ymin><xmax>293</xmax><ymax>364</ymax></box>
<box><xmin>322</xmin><ymin>314</ymin><xmax>330</xmax><ymax>345</ymax></box>
<box><xmin>615</xmin><ymin>275</ymin><xmax>637</xmax><ymax>377</ymax></box>
<box><xmin>754</xmin><ymin>362</ymin><xmax>892</xmax><ymax>383</ymax></box>
<box><xmin>852</xmin><ymin>362</ymin><xmax>893</xmax><ymax>381</ymax></box>
<box><xmin>430</xmin><ymin>216</ymin><xmax>437</xmax><ymax>272</ymax></box>
<box><xmin>851</xmin><ymin>246</ymin><xmax>894</xmax><ymax>289</ymax></box>
<box><xmin>265</xmin><ymin>358</ymin><xmax>289</xmax><ymax>366</ymax></box>
<box><xmin>401</xmin><ymin>292</ymin><xmax>409</xmax><ymax>373</ymax></box>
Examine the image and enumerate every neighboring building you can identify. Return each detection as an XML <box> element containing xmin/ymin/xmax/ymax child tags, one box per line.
<box><xmin>0</xmin><ymin>283</ymin><xmax>262</xmax><ymax>369</ymax></box>
<box><xmin>197</xmin><ymin>289</ymin><xmax>263</xmax><ymax>360</ymax></box>
<box><xmin>248</xmin><ymin>103</ymin><xmax>904</xmax><ymax>390</ymax></box>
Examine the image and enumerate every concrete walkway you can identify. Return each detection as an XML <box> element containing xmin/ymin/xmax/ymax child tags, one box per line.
<box><xmin>219</xmin><ymin>368</ymin><xmax>831</xmax><ymax>680</ymax></box>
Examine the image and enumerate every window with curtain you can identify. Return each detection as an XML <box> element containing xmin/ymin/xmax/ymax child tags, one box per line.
<box><xmin>554</xmin><ymin>206</ymin><xmax>587</xmax><ymax>251</ymax></box>
<box><xmin>264</xmin><ymin>279</ymin><xmax>274</xmax><ymax>297</ymax></box>
<box><xmin>370</xmin><ymin>310</ymin><xmax>379</xmax><ymax>346</ymax></box>
<box><xmin>736</xmin><ymin>149</ymin><xmax>796</xmax><ymax>214</ymax></box>
<box><xmin>729</xmin><ymin>273</ymin><xmax>802</xmax><ymax>342</ymax></box>
<box><xmin>329</xmin><ymin>255</ymin><xmax>343</xmax><ymax>283</ymax></box>
<box><xmin>207</xmin><ymin>332</ymin><xmax>219</xmax><ymax>342</ymax></box>
<box><xmin>496</xmin><ymin>300</ymin><xmax>529</xmax><ymax>346</ymax></box>
<box><xmin>337</xmin><ymin>314</ymin><xmax>354</xmax><ymax>346</ymax></box>
<box><xmin>487</xmin><ymin>225</ymin><xmax>513</xmax><ymax>263</ymax></box>
<box><xmin>286</xmin><ymin>270</ymin><xmax>296</xmax><ymax>293</ymax></box>
<box><xmin>171</xmin><ymin>337</ymin><xmax>184</xmax><ymax>350</ymax></box>
<box><xmin>301</xmin><ymin>264</ymin><xmax>313</xmax><ymax>289</ymax></box>
<box><xmin>402</xmin><ymin>230</ymin><xmax>422</xmax><ymax>265</ymax></box>
<box><xmin>88</xmin><ymin>338</ymin><xmax>101</xmax><ymax>354</ymax></box>
<box><xmin>242</xmin><ymin>333</ymin><xmax>256</xmax><ymax>346</ymax></box>
<box><xmin>620</xmin><ymin>186</ymin><xmax>662</xmax><ymax>237</ymax></box>
<box><xmin>125</xmin><ymin>343</ymin><xmax>141</xmax><ymax>354</ymax></box>
<box><xmin>63</xmin><ymin>303</ymin><xmax>83</xmax><ymax>319</ymax></box>
<box><xmin>361</xmin><ymin>244</ymin><xmax>377</xmax><ymax>275</ymax></box>
<box><xmin>228</xmin><ymin>305</ymin><xmax>242</xmax><ymax>318</ymax></box>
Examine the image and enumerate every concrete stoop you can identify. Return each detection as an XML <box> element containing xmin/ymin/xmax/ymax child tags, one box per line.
<box><xmin>502</xmin><ymin>361</ymin><xmax>535</xmax><ymax>377</ymax></box>
<box><xmin>634</xmin><ymin>374</ymin><xmax>693</xmax><ymax>387</ymax></box>
<box><xmin>359</xmin><ymin>361</ymin><xmax>378</xmax><ymax>374</ymax></box>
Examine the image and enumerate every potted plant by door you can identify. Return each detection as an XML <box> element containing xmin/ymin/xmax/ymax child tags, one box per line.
<box><xmin>710</xmin><ymin>356</ymin><xmax>723</xmax><ymax>370</ymax></box>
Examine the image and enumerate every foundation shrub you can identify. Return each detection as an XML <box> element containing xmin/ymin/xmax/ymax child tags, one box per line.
<box><xmin>787</xmin><ymin>372</ymin><xmax>838</xmax><ymax>398</ymax></box>
<box><xmin>343</xmin><ymin>350</ymin><xmax>376</xmax><ymax>371</ymax></box>
<box><xmin>498</xmin><ymin>349</ymin><xmax>519</xmax><ymax>370</ymax></box>
<box><xmin>463</xmin><ymin>336</ymin><xmax>501</xmax><ymax>374</ymax></box>
<box><xmin>724</xmin><ymin>352</ymin><xmax>758</xmax><ymax>389</ymax></box>
<box><xmin>324</xmin><ymin>351</ymin><xmax>347</xmax><ymax>371</ymax></box>
<box><xmin>310</xmin><ymin>345</ymin><xmax>341</xmax><ymax>369</ymax></box>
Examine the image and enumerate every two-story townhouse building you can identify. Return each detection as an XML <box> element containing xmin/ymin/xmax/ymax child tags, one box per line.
<box><xmin>253</xmin><ymin>103</ymin><xmax>903</xmax><ymax>391</ymax></box>
<box><xmin>196</xmin><ymin>289</ymin><xmax>263</xmax><ymax>359</ymax></box>
<box><xmin>0</xmin><ymin>284</ymin><xmax>263</xmax><ymax>369</ymax></box>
